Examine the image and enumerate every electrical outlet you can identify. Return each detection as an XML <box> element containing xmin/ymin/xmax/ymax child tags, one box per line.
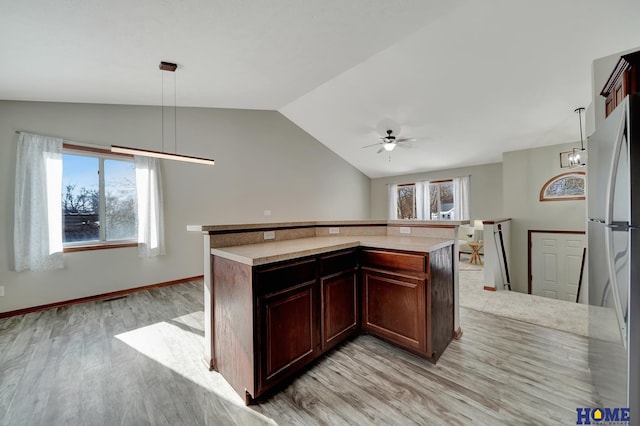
<box><xmin>400</xmin><ymin>227</ymin><xmax>411</xmax><ymax>234</ymax></box>
<box><xmin>329</xmin><ymin>227</ymin><xmax>340</xmax><ymax>234</ymax></box>
<box><xmin>264</xmin><ymin>210</ymin><xmax>271</xmax><ymax>216</ymax></box>
<box><xmin>0</xmin><ymin>286</ymin><xmax>4</xmax><ymax>297</ymax></box>
<box><xmin>264</xmin><ymin>231</ymin><xmax>275</xmax><ymax>240</ymax></box>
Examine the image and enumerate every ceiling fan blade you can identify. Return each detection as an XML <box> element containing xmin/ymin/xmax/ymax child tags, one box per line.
<box><xmin>362</xmin><ymin>142</ymin><xmax>383</xmax><ymax>148</ymax></box>
<box><xmin>396</xmin><ymin>137</ymin><xmax>417</xmax><ymax>142</ymax></box>
<box><xmin>377</xmin><ymin>146</ymin><xmax>385</xmax><ymax>154</ymax></box>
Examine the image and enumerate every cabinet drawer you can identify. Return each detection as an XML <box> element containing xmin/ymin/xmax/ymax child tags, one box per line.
<box><xmin>319</xmin><ymin>249</ymin><xmax>358</xmax><ymax>276</ymax></box>
<box><xmin>361</xmin><ymin>249</ymin><xmax>426</xmax><ymax>273</ymax></box>
<box><xmin>255</xmin><ymin>258</ymin><xmax>316</xmax><ymax>296</ymax></box>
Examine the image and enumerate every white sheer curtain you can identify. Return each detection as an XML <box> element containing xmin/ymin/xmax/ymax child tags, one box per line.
<box><xmin>135</xmin><ymin>156</ymin><xmax>165</xmax><ymax>258</ymax></box>
<box><xmin>387</xmin><ymin>184</ymin><xmax>398</xmax><ymax>220</ymax></box>
<box><xmin>14</xmin><ymin>132</ymin><xmax>64</xmax><ymax>271</ymax></box>
<box><xmin>415</xmin><ymin>181</ymin><xmax>429</xmax><ymax>220</ymax></box>
<box><xmin>453</xmin><ymin>175</ymin><xmax>470</xmax><ymax>220</ymax></box>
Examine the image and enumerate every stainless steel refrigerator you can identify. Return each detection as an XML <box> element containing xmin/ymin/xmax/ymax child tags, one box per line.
<box><xmin>588</xmin><ymin>93</ymin><xmax>639</xmax><ymax>422</ymax></box>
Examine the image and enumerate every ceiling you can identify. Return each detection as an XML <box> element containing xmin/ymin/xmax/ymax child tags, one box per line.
<box><xmin>2</xmin><ymin>0</ymin><xmax>639</xmax><ymax>178</ymax></box>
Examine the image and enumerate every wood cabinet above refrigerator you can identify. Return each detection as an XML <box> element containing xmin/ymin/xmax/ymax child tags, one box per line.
<box><xmin>601</xmin><ymin>50</ymin><xmax>640</xmax><ymax>118</ymax></box>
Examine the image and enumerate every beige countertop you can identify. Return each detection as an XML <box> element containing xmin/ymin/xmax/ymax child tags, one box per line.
<box><xmin>210</xmin><ymin>236</ymin><xmax>454</xmax><ymax>266</ymax></box>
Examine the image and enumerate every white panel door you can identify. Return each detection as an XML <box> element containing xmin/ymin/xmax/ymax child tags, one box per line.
<box><xmin>531</xmin><ymin>232</ymin><xmax>586</xmax><ymax>302</ymax></box>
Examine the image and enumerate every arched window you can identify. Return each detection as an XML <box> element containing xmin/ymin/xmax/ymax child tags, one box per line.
<box><xmin>539</xmin><ymin>171</ymin><xmax>585</xmax><ymax>201</ymax></box>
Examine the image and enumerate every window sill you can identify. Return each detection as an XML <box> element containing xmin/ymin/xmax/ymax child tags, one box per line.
<box><xmin>63</xmin><ymin>241</ymin><xmax>137</xmax><ymax>253</ymax></box>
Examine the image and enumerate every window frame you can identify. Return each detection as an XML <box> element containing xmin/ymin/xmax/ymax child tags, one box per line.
<box><xmin>539</xmin><ymin>171</ymin><xmax>586</xmax><ymax>202</ymax></box>
<box><xmin>61</xmin><ymin>143</ymin><xmax>137</xmax><ymax>252</ymax></box>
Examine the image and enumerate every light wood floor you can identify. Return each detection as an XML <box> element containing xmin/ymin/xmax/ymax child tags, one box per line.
<box><xmin>0</xmin><ymin>280</ymin><xmax>596</xmax><ymax>425</ymax></box>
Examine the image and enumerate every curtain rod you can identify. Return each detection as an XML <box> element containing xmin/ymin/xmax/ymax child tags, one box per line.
<box><xmin>14</xmin><ymin>130</ymin><xmax>108</xmax><ymax>150</ymax></box>
<box><xmin>386</xmin><ymin>175</ymin><xmax>472</xmax><ymax>186</ymax></box>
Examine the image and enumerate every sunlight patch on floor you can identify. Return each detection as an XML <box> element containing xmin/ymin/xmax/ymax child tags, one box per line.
<box><xmin>115</xmin><ymin>311</ymin><xmax>276</xmax><ymax>425</ymax></box>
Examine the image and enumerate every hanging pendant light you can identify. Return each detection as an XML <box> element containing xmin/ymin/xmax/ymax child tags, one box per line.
<box><xmin>568</xmin><ymin>107</ymin><xmax>586</xmax><ymax>168</ymax></box>
<box><xmin>111</xmin><ymin>61</ymin><xmax>215</xmax><ymax>166</ymax></box>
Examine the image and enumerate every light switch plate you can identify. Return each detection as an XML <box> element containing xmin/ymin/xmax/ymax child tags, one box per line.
<box><xmin>264</xmin><ymin>210</ymin><xmax>271</xmax><ymax>216</ymax></box>
<box><xmin>329</xmin><ymin>227</ymin><xmax>340</xmax><ymax>234</ymax></box>
<box><xmin>263</xmin><ymin>231</ymin><xmax>275</xmax><ymax>240</ymax></box>
<box><xmin>0</xmin><ymin>286</ymin><xmax>4</xmax><ymax>297</ymax></box>
<box><xmin>400</xmin><ymin>227</ymin><xmax>411</xmax><ymax>234</ymax></box>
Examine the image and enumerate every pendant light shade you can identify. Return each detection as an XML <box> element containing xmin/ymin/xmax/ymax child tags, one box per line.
<box><xmin>111</xmin><ymin>145</ymin><xmax>215</xmax><ymax>165</ymax></box>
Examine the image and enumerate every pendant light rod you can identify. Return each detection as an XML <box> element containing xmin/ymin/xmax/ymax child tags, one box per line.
<box><xmin>110</xmin><ymin>60</ymin><xmax>215</xmax><ymax>166</ymax></box>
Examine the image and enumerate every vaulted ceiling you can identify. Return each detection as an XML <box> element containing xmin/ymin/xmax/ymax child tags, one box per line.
<box><xmin>2</xmin><ymin>0</ymin><xmax>639</xmax><ymax>177</ymax></box>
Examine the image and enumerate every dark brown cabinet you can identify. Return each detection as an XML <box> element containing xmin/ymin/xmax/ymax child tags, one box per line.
<box><xmin>255</xmin><ymin>258</ymin><xmax>319</xmax><ymax>396</ymax></box>
<box><xmin>320</xmin><ymin>250</ymin><xmax>359</xmax><ymax>351</ymax></box>
<box><xmin>256</xmin><ymin>280</ymin><xmax>318</xmax><ymax>395</ymax></box>
<box><xmin>211</xmin><ymin>244</ymin><xmax>452</xmax><ymax>404</ymax></box>
<box><xmin>602</xmin><ymin>50</ymin><xmax>640</xmax><ymax>117</ymax></box>
<box><xmin>361</xmin><ymin>246</ymin><xmax>453</xmax><ymax>361</ymax></box>
<box><xmin>362</xmin><ymin>268</ymin><xmax>425</xmax><ymax>353</ymax></box>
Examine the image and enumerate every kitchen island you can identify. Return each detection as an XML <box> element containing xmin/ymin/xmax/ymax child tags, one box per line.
<box><xmin>189</xmin><ymin>221</ymin><xmax>462</xmax><ymax>403</ymax></box>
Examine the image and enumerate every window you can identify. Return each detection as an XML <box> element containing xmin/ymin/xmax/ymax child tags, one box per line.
<box><xmin>62</xmin><ymin>145</ymin><xmax>137</xmax><ymax>247</ymax></box>
<box><xmin>539</xmin><ymin>171</ymin><xmax>585</xmax><ymax>201</ymax></box>
<box><xmin>391</xmin><ymin>179</ymin><xmax>462</xmax><ymax>220</ymax></box>
<box><xmin>397</xmin><ymin>184</ymin><xmax>416</xmax><ymax>219</ymax></box>
<box><xmin>429</xmin><ymin>180</ymin><xmax>454</xmax><ymax>219</ymax></box>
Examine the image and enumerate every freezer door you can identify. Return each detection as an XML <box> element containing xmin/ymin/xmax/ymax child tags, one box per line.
<box><xmin>630</xmin><ymin>94</ymin><xmax>640</xmax><ymax>227</ymax></box>
<box><xmin>630</xmin><ymin>228</ymin><xmax>639</xmax><ymax>419</ymax></box>
<box><xmin>589</xmin><ymin>221</ymin><xmax>623</xmax><ymax>340</ymax></box>
<box><xmin>589</xmin><ymin>221</ymin><xmax>628</xmax><ymax>408</ymax></box>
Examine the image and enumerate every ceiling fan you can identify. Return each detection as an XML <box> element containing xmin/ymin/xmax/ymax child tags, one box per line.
<box><xmin>362</xmin><ymin>129</ymin><xmax>417</xmax><ymax>153</ymax></box>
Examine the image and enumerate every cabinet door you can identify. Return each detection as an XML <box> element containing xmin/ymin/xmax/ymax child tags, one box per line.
<box><xmin>361</xmin><ymin>268</ymin><xmax>426</xmax><ymax>353</ymax></box>
<box><xmin>256</xmin><ymin>281</ymin><xmax>319</xmax><ymax>395</ymax></box>
<box><xmin>321</xmin><ymin>270</ymin><xmax>358</xmax><ymax>351</ymax></box>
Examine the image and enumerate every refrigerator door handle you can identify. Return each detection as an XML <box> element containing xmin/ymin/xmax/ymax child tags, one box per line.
<box><xmin>606</xmin><ymin>222</ymin><xmax>631</xmax><ymax>231</ymax></box>
<box><xmin>604</xmin><ymin>226</ymin><xmax>628</xmax><ymax>346</ymax></box>
<box><xmin>605</xmin><ymin>101</ymin><xmax>628</xmax><ymax>225</ymax></box>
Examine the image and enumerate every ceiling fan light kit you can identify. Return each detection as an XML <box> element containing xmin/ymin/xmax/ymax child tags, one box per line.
<box><xmin>110</xmin><ymin>61</ymin><xmax>215</xmax><ymax>166</ymax></box>
<box><xmin>362</xmin><ymin>128</ymin><xmax>417</xmax><ymax>157</ymax></box>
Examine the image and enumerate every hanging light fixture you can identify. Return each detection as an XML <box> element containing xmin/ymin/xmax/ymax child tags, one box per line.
<box><xmin>111</xmin><ymin>61</ymin><xmax>215</xmax><ymax>166</ymax></box>
<box><xmin>568</xmin><ymin>107</ymin><xmax>586</xmax><ymax>168</ymax></box>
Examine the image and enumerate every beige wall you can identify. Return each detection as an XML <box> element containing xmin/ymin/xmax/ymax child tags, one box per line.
<box><xmin>502</xmin><ymin>142</ymin><xmax>586</xmax><ymax>294</ymax></box>
<box><xmin>369</xmin><ymin>163</ymin><xmax>503</xmax><ymax>222</ymax></box>
<box><xmin>0</xmin><ymin>101</ymin><xmax>370</xmax><ymax>313</ymax></box>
